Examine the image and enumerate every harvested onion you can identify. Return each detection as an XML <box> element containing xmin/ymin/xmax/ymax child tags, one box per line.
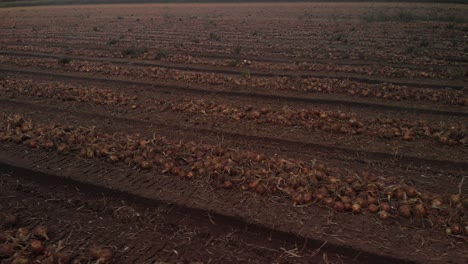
<box><xmin>89</xmin><ymin>247</ymin><xmax>113</xmax><ymax>263</ymax></box>
<box><xmin>398</xmin><ymin>205</ymin><xmax>411</xmax><ymax>218</ymax></box>
<box><xmin>0</xmin><ymin>243</ymin><xmax>14</xmax><ymax>257</ymax></box>
<box><xmin>351</xmin><ymin>203</ymin><xmax>361</xmax><ymax>214</ymax></box>
<box><xmin>378</xmin><ymin>211</ymin><xmax>389</xmax><ymax>221</ymax></box>
<box><xmin>33</xmin><ymin>226</ymin><xmax>49</xmax><ymax>240</ymax></box>
<box><xmin>414</xmin><ymin>203</ymin><xmax>426</xmax><ymax>217</ymax></box>
<box><xmin>11</xmin><ymin>256</ymin><xmax>30</xmax><ymax>264</ymax></box>
<box><xmin>30</xmin><ymin>240</ymin><xmax>45</xmax><ymax>254</ymax></box>
<box><xmin>16</xmin><ymin>228</ymin><xmax>30</xmax><ymax>241</ymax></box>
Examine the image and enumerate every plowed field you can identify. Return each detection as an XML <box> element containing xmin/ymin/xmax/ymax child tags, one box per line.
<box><xmin>0</xmin><ymin>2</ymin><xmax>467</xmax><ymax>264</ymax></box>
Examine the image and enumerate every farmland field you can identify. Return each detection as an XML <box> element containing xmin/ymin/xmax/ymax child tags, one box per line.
<box><xmin>0</xmin><ymin>2</ymin><xmax>467</xmax><ymax>263</ymax></box>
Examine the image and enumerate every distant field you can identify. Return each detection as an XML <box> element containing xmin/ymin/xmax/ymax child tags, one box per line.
<box><xmin>1</xmin><ymin>0</ymin><xmax>467</xmax><ymax>8</ymax></box>
<box><xmin>0</xmin><ymin>2</ymin><xmax>467</xmax><ymax>264</ymax></box>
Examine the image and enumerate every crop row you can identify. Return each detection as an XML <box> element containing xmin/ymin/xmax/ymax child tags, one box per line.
<box><xmin>0</xmin><ymin>213</ymin><xmax>112</xmax><ymax>263</ymax></box>
<box><xmin>2</xmin><ymin>79</ymin><xmax>466</xmax><ymax>146</ymax></box>
<box><xmin>164</xmin><ymin>98</ymin><xmax>467</xmax><ymax>146</ymax></box>
<box><xmin>2</xmin><ymin>24</ymin><xmax>466</xmax><ymax>67</ymax></box>
<box><xmin>0</xmin><ymin>113</ymin><xmax>466</xmax><ymax>238</ymax></box>
<box><xmin>0</xmin><ymin>79</ymin><xmax>137</xmax><ymax>107</ymax></box>
<box><xmin>1</xmin><ymin>56</ymin><xmax>466</xmax><ymax>106</ymax></box>
<box><xmin>2</xmin><ymin>46</ymin><xmax>465</xmax><ymax>79</ymax></box>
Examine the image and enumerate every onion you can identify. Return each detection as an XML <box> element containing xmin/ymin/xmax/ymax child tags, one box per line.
<box><xmin>314</xmin><ymin>193</ymin><xmax>324</xmax><ymax>201</ymax></box>
<box><xmin>351</xmin><ymin>203</ymin><xmax>361</xmax><ymax>214</ymax></box>
<box><xmin>303</xmin><ymin>192</ymin><xmax>312</xmax><ymax>203</ymax></box>
<box><xmin>367</xmin><ymin>195</ymin><xmax>378</xmax><ymax>205</ymax></box>
<box><xmin>394</xmin><ymin>189</ymin><xmax>405</xmax><ymax>200</ymax></box>
<box><xmin>222</xmin><ymin>180</ymin><xmax>233</xmax><ymax>189</ymax></box>
<box><xmin>431</xmin><ymin>198</ymin><xmax>443</xmax><ymax>209</ymax></box>
<box><xmin>366</xmin><ymin>174</ymin><xmax>378</xmax><ymax>182</ymax></box>
<box><xmin>378</xmin><ymin>211</ymin><xmax>389</xmax><ymax>221</ymax></box>
<box><xmin>343</xmin><ymin>203</ymin><xmax>352</xmax><ymax>211</ymax></box>
<box><xmin>323</xmin><ymin>197</ymin><xmax>334</xmax><ymax>207</ymax></box>
<box><xmin>406</xmin><ymin>187</ymin><xmax>419</xmax><ymax>198</ymax></box>
<box><xmin>30</xmin><ymin>240</ymin><xmax>45</xmax><ymax>254</ymax></box>
<box><xmin>0</xmin><ymin>243</ymin><xmax>14</xmax><ymax>257</ymax></box>
<box><xmin>439</xmin><ymin>136</ymin><xmax>448</xmax><ymax>144</ymax></box>
<box><xmin>0</xmin><ymin>232</ymin><xmax>8</xmax><ymax>243</ymax></box>
<box><xmin>255</xmin><ymin>185</ymin><xmax>265</xmax><ymax>195</ymax></box>
<box><xmin>55</xmin><ymin>252</ymin><xmax>71</xmax><ymax>264</ymax></box>
<box><xmin>185</xmin><ymin>171</ymin><xmax>194</xmax><ymax>179</ymax></box>
<box><xmin>398</xmin><ymin>205</ymin><xmax>411</xmax><ymax>218</ymax></box>
<box><xmin>99</xmin><ymin>248</ymin><xmax>114</xmax><ymax>263</ymax></box>
<box><xmin>420</xmin><ymin>193</ymin><xmax>432</xmax><ymax>202</ymax></box>
<box><xmin>379</xmin><ymin>202</ymin><xmax>391</xmax><ymax>212</ymax></box>
<box><xmin>449</xmin><ymin>194</ymin><xmax>460</xmax><ymax>204</ymax></box>
<box><xmin>139</xmin><ymin>161</ymin><xmax>152</xmax><ymax>170</ymax></box>
<box><xmin>11</xmin><ymin>256</ymin><xmax>30</xmax><ymax>264</ymax></box>
<box><xmin>356</xmin><ymin>197</ymin><xmax>368</xmax><ymax>208</ymax></box>
<box><xmin>291</xmin><ymin>193</ymin><xmax>304</xmax><ymax>205</ymax></box>
<box><xmin>27</xmin><ymin>140</ymin><xmax>38</xmax><ymax>149</ymax></box>
<box><xmin>89</xmin><ymin>246</ymin><xmax>101</xmax><ymax>259</ymax></box>
<box><xmin>368</xmin><ymin>204</ymin><xmax>379</xmax><ymax>213</ymax></box>
<box><xmin>248</xmin><ymin>180</ymin><xmax>260</xmax><ymax>189</ymax></box>
<box><xmin>16</xmin><ymin>227</ymin><xmax>30</xmax><ymax>241</ymax></box>
<box><xmin>450</xmin><ymin>223</ymin><xmax>462</xmax><ymax>235</ymax></box>
<box><xmin>259</xmin><ymin>107</ymin><xmax>269</xmax><ymax>114</ymax></box>
<box><xmin>333</xmin><ymin>201</ymin><xmax>344</xmax><ymax>212</ymax></box>
<box><xmin>340</xmin><ymin>196</ymin><xmax>352</xmax><ymax>204</ymax></box>
<box><xmin>414</xmin><ymin>203</ymin><xmax>426</xmax><ymax>217</ymax></box>
<box><xmin>338</xmin><ymin>113</ymin><xmax>347</xmax><ymax>120</ymax></box>
<box><xmin>177</xmin><ymin>170</ymin><xmax>186</xmax><ymax>178</ymax></box>
<box><xmin>446</xmin><ymin>227</ymin><xmax>453</xmax><ymax>235</ymax></box>
<box><xmin>342</xmin><ymin>187</ymin><xmax>354</xmax><ymax>197</ymax></box>
<box><xmin>33</xmin><ymin>226</ymin><xmax>49</xmax><ymax>240</ymax></box>
<box><xmin>344</xmin><ymin>177</ymin><xmax>355</xmax><ymax>184</ymax></box>
<box><xmin>44</xmin><ymin>245</ymin><xmax>56</xmax><ymax>258</ymax></box>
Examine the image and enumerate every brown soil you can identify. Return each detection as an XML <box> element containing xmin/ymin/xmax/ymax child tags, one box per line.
<box><xmin>0</xmin><ymin>2</ymin><xmax>467</xmax><ymax>264</ymax></box>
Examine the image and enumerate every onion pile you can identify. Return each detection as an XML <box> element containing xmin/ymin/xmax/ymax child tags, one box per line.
<box><xmin>0</xmin><ymin>213</ymin><xmax>113</xmax><ymax>263</ymax></box>
<box><xmin>1</xmin><ymin>56</ymin><xmax>466</xmax><ymax>106</ymax></box>
<box><xmin>0</xmin><ymin>113</ymin><xmax>466</xmax><ymax>238</ymax></box>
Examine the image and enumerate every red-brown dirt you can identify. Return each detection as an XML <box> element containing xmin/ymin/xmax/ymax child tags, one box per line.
<box><xmin>0</xmin><ymin>2</ymin><xmax>467</xmax><ymax>264</ymax></box>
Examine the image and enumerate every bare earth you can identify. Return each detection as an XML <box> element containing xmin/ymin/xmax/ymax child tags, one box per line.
<box><xmin>0</xmin><ymin>2</ymin><xmax>467</xmax><ymax>264</ymax></box>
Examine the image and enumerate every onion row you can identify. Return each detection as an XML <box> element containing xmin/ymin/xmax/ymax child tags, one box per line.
<box><xmin>1</xmin><ymin>79</ymin><xmax>466</xmax><ymax>146</ymax></box>
<box><xmin>1</xmin><ymin>55</ymin><xmax>466</xmax><ymax>106</ymax></box>
<box><xmin>0</xmin><ymin>214</ymin><xmax>113</xmax><ymax>264</ymax></box>
<box><xmin>0</xmin><ymin>113</ymin><xmax>466</xmax><ymax>238</ymax></box>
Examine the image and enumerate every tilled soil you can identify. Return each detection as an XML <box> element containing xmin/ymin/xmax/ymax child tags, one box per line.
<box><xmin>1</xmin><ymin>166</ymin><xmax>369</xmax><ymax>263</ymax></box>
<box><xmin>0</xmin><ymin>2</ymin><xmax>467</xmax><ymax>264</ymax></box>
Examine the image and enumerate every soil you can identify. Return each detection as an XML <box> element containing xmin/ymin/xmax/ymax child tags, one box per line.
<box><xmin>0</xmin><ymin>2</ymin><xmax>467</xmax><ymax>264</ymax></box>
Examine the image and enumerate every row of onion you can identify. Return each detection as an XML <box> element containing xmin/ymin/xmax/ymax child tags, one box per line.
<box><xmin>0</xmin><ymin>113</ymin><xmax>466</xmax><ymax>238</ymax></box>
<box><xmin>0</xmin><ymin>213</ymin><xmax>112</xmax><ymax>264</ymax></box>
<box><xmin>0</xmin><ymin>55</ymin><xmax>465</xmax><ymax>106</ymax></box>
<box><xmin>1</xmin><ymin>79</ymin><xmax>466</xmax><ymax>146</ymax></box>
<box><xmin>164</xmin><ymin>99</ymin><xmax>467</xmax><ymax>145</ymax></box>
<box><xmin>0</xmin><ymin>79</ymin><xmax>137</xmax><ymax>107</ymax></box>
